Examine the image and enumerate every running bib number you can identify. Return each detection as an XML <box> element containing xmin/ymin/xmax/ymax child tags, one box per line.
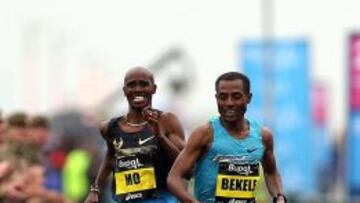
<box><xmin>215</xmin><ymin>162</ymin><xmax>260</xmax><ymax>203</ymax></box>
<box><xmin>115</xmin><ymin>167</ymin><xmax>156</xmax><ymax>194</ymax></box>
<box><xmin>112</xmin><ymin>156</ymin><xmax>157</xmax><ymax>202</ymax></box>
<box><xmin>216</xmin><ymin>175</ymin><xmax>258</xmax><ymax>198</ymax></box>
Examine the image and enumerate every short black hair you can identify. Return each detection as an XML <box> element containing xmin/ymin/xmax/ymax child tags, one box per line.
<box><xmin>215</xmin><ymin>71</ymin><xmax>251</xmax><ymax>94</ymax></box>
<box><xmin>7</xmin><ymin>112</ymin><xmax>28</xmax><ymax>127</ymax></box>
<box><xmin>29</xmin><ymin>115</ymin><xmax>49</xmax><ymax>128</ymax></box>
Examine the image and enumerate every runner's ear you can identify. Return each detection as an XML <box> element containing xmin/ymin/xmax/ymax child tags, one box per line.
<box><xmin>247</xmin><ymin>93</ymin><xmax>252</xmax><ymax>104</ymax></box>
<box><xmin>123</xmin><ymin>86</ymin><xmax>127</xmax><ymax>95</ymax></box>
<box><xmin>151</xmin><ymin>84</ymin><xmax>157</xmax><ymax>94</ymax></box>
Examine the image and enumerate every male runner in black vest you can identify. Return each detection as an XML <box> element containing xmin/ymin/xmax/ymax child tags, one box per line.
<box><xmin>84</xmin><ymin>66</ymin><xmax>185</xmax><ymax>203</ymax></box>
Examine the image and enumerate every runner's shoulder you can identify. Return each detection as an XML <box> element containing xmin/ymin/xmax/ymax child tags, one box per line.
<box><xmin>99</xmin><ymin>119</ymin><xmax>111</xmax><ymax>139</ymax></box>
<box><xmin>261</xmin><ymin>126</ymin><xmax>274</xmax><ymax>149</ymax></box>
<box><xmin>159</xmin><ymin>111</ymin><xmax>178</xmax><ymax>120</ymax></box>
<box><xmin>159</xmin><ymin>111</ymin><xmax>181</xmax><ymax>125</ymax></box>
<box><xmin>189</xmin><ymin>122</ymin><xmax>213</xmax><ymax>145</ymax></box>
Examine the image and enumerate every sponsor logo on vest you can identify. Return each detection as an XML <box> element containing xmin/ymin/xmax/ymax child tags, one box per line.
<box><xmin>125</xmin><ymin>192</ymin><xmax>143</xmax><ymax>201</ymax></box>
<box><xmin>117</xmin><ymin>158</ymin><xmax>144</xmax><ymax>169</ymax></box>
<box><xmin>246</xmin><ymin>148</ymin><xmax>258</xmax><ymax>153</ymax></box>
<box><xmin>113</xmin><ymin>138</ymin><xmax>123</xmax><ymax>151</ymax></box>
<box><xmin>229</xmin><ymin>199</ymin><xmax>248</xmax><ymax>203</ymax></box>
<box><xmin>138</xmin><ymin>136</ymin><xmax>155</xmax><ymax>145</ymax></box>
<box><xmin>228</xmin><ymin>164</ymin><xmax>253</xmax><ymax>175</ymax></box>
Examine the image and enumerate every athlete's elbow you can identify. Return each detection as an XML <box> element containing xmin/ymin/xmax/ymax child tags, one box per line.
<box><xmin>167</xmin><ymin>170</ymin><xmax>175</xmax><ymax>185</ymax></box>
<box><xmin>167</xmin><ymin>169</ymin><xmax>181</xmax><ymax>188</ymax></box>
<box><xmin>167</xmin><ymin>174</ymin><xmax>176</xmax><ymax>193</ymax></box>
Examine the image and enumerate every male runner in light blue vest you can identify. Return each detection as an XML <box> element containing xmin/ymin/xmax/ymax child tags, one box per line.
<box><xmin>167</xmin><ymin>72</ymin><xmax>286</xmax><ymax>203</ymax></box>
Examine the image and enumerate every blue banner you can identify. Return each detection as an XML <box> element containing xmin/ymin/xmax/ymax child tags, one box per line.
<box><xmin>241</xmin><ymin>40</ymin><xmax>314</xmax><ymax>193</ymax></box>
<box><xmin>348</xmin><ymin>111</ymin><xmax>360</xmax><ymax>194</ymax></box>
<box><xmin>348</xmin><ymin>33</ymin><xmax>360</xmax><ymax>196</ymax></box>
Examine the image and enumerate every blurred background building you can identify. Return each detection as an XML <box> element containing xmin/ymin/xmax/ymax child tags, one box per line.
<box><xmin>0</xmin><ymin>0</ymin><xmax>359</xmax><ymax>202</ymax></box>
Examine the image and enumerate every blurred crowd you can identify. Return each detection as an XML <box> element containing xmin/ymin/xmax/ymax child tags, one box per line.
<box><xmin>0</xmin><ymin>110</ymin><xmax>103</xmax><ymax>203</ymax></box>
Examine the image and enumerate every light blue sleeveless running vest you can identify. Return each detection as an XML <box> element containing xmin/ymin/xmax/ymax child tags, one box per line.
<box><xmin>194</xmin><ymin>117</ymin><xmax>265</xmax><ymax>203</ymax></box>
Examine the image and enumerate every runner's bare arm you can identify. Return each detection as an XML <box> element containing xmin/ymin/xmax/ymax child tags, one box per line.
<box><xmin>84</xmin><ymin>121</ymin><xmax>113</xmax><ymax>203</ymax></box>
<box><xmin>167</xmin><ymin>123</ymin><xmax>212</xmax><ymax>203</ymax></box>
<box><xmin>261</xmin><ymin>127</ymin><xmax>285</xmax><ymax>202</ymax></box>
<box><xmin>94</xmin><ymin>121</ymin><xmax>114</xmax><ymax>187</ymax></box>
<box><xmin>158</xmin><ymin>112</ymin><xmax>185</xmax><ymax>160</ymax></box>
<box><xmin>93</xmin><ymin>149</ymin><xmax>113</xmax><ymax>188</ymax></box>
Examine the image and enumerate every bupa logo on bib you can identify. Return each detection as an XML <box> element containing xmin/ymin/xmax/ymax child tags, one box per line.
<box><xmin>117</xmin><ymin>158</ymin><xmax>144</xmax><ymax>169</ymax></box>
<box><xmin>227</xmin><ymin>164</ymin><xmax>254</xmax><ymax>176</ymax></box>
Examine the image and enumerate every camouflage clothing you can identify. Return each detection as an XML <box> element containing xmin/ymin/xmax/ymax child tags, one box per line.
<box><xmin>0</xmin><ymin>140</ymin><xmax>42</xmax><ymax>167</ymax></box>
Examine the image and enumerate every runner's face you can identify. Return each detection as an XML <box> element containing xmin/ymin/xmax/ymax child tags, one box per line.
<box><xmin>123</xmin><ymin>71</ymin><xmax>156</xmax><ymax>110</ymax></box>
<box><xmin>216</xmin><ymin>79</ymin><xmax>250</xmax><ymax>122</ymax></box>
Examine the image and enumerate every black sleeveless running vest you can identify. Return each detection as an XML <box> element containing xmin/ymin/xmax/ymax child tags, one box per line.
<box><xmin>105</xmin><ymin>116</ymin><xmax>172</xmax><ymax>202</ymax></box>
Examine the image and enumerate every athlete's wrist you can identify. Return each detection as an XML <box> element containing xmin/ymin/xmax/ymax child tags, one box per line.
<box><xmin>89</xmin><ymin>183</ymin><xmax>100</xmax><ymax>194</ymax></box>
